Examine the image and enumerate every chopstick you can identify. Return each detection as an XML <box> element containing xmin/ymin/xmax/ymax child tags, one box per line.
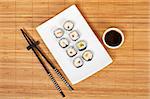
<box><xmin>21</xmin><ymin>29</ymin><xmax>65</xmax><ymax>97</ymax></box>
<box><xmin>22</xmin><ymin>28</ymin><xmax>74</xmax><ymax>91</ymax></box>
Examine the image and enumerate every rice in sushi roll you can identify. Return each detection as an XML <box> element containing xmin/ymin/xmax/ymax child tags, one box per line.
<box><xmin>73</xmin><ymin>57</ymin><xmax>84</xmax><ymax>68</ymax></box>
<box><xmin>54</xmin><ymin>28</ymin><xmax>64</xmax><ymax>38</ymax></box>
<box><xmin>82</xmin><ymin>50</ymin><xmax>93</xmax><ymax>61</ymax></box>
<box><xmin>63</xmin><ymin>20</ymin><xmax>74</xmax><ymax>31</ymax></box>
<box><xmin>66</xmin><ymin>46</ymin><xmax>77</xmax><ymax>57</ymax></box>
<box><xmin>59</xmin><ymin>38</ymin><xmax>69</xmax><ymax>48</ymax></box>
<box><xmin>69</xmin><ymin>30</ymin><xmax>80</xmax><ymax>41</ymax></box>
<box><xmin>76</xmin><ymin>40</ymin><xmax>87</xmax><ymax>51</ymax></box>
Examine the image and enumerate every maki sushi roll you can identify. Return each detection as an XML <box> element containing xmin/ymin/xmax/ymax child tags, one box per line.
<box><xmin>59</xmin><ymin>38</ymin><xmax>69</xmax><ymax>48</ymax></box>
<box><xmin>76</xmin><ymin>40</ymin><xmax>87</xmax><ymax>51</ymax></box>
<box><xmin>82</xmin><ymin>50</ymin><xmax>93</xmax><ymax>61</ymax></box>
<box><xmin>73</xmin><ymin>57</ymin><xmax>84</xmax><ymax>68</ymax></box>
<box><xmin>69</xmin><ymin>30</ymin><xmax>80</xmax><ymax>41</ymax></box>
<box><xmin>66</xmin><ymin>46</ymin><xmax>77</xmax><ymax>57</ymax></box>
<box><xmin>54</xmin><ymin>28</ymin><xmax>64</xmax><ymax>38</ymax></box>
<box><xmin>63</xmin><ymin>20</ymin><xmax>74</xmax><ymax>31</ymax></box>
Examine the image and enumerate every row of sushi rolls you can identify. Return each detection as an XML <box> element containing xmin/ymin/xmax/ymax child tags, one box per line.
<box><xmin>54</xmin><ymin>20</ymin><xmax>93</xmax><ymax>68</ymax></box>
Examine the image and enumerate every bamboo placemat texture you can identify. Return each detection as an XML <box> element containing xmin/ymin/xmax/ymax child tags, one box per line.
<box><xmin>0</xmin><ymin>0</ymin><xmax>149</xmax><ymax>99</ymax></box>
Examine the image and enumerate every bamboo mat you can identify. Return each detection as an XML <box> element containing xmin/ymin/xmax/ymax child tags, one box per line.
<box><xmin>0</xmin><ymin>0</ymin><xmax>149</xmax><ymax>99</ymax></box>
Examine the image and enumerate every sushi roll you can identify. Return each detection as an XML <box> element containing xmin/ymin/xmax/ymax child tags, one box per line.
<box><xmin>73</xmin><ymin>57</ymin><xmax>84</xmax><ymax>68</ymax></box>
<box><xmin>66</xmin><ymin>46</ymin><xmax>77</xmax><ymax>57</ymax></box>
<box><xmin>54</xmin><ymin>28</ymin><xmax>64</xmax><ymax>38</ymax></box>
<box><xmin>69</xmin><ymin>30</ymin><xmax>80</xmax><ymax>41</ymax></box>
<box><xmin>82</xmin><ymin>50</ymin><xmax>93</xmax><ymax>61</ymax></box>
<box><xmin>59</xmin><ymin>38</ymin><xmax>69</xmax><ymax>48</ymax></box>
<box><xmin>76</xmin><ymin>40</ymin><xmax>87</xmax><ymax>51</ymax></box>
<box><xmin>63</xmin><ymin>20</ymin><xmax>74</xmax><ymax>31</ymax></box>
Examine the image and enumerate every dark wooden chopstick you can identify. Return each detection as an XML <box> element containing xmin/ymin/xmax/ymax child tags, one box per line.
<box><xmin>21</xmin><ymin>29</ymin><xmax>65</xmax><ymax>97</ymax></box>
<box><xmin>22</xmin><ymin>28</ymin><xmax>74</xmax><ymax>91</ymax></box>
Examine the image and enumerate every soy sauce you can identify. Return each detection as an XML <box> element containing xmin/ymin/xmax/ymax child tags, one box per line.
<box><xmin>104</xmin><ymin>30</ymin><xmax>122</xmax><ymax>47</ymax></box>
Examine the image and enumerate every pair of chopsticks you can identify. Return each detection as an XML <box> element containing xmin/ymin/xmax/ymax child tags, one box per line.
<box><xmin>20</xmin><ymin>28</ymin><xmax>74</xmax><ymax>97</ymax></box>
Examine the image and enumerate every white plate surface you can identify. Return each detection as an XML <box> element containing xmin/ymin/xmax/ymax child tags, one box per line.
<box><xmin>36</xmin><ymin>5</ymin><xmax>112</xmax><ymax>84</ymax></box>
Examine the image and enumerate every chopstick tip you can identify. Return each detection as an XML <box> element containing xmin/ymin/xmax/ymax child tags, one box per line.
<box><xmin>20</xmin><ymin>28</ymin><xmax>24</xmax><ymax>31</ymax></box>
<box><xmin>20</xmin><ymin>27</ymin><xmax>26</xmax><ymax>31</ymax></box>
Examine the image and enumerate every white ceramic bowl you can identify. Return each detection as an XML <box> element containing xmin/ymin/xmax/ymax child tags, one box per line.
<box><xmin>102</xmin><ymin>28</ymin><xmax>124</xmax><ymax>49</ymax></box>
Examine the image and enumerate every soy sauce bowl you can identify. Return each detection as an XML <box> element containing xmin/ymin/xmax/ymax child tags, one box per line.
<box><xmin>102</xmin><ymin>28</ymin><xmax>124</xmax><ymax>49</ymax></box>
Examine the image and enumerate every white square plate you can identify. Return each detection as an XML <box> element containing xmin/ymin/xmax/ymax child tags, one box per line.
<box><xmin>36</xmin><ymin>5</ymin><xmax>112</xmax><ymax>84</ymax></box>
